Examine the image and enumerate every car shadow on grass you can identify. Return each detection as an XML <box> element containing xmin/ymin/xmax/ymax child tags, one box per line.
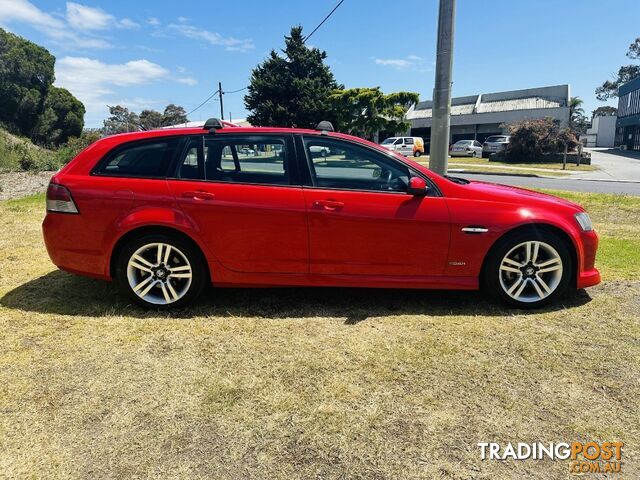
<box><xmin>0</xmin><ymin>270</ymin><xmax>593</xmax><ymax>322</ymax></box>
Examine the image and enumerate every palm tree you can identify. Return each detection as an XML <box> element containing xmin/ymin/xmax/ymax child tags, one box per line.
<box><xmin>569</xmin><ymin>96</ymin><xmax>585</xmax><ymax>130</ymax></box>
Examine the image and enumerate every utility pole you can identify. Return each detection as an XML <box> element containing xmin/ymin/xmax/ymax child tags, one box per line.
<box><xmin>218</xmin><ymin>82</ymin><xmax>224</xmax><ymax>120</ymax></box>
<box><xmin>429</xmin><ymin>0</ymin><xmax>456</xmax><ymax>175</ymax></box>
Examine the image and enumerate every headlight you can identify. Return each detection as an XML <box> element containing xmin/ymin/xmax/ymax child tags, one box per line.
<box><xmin>575</xmin><ymin>212</ymin><xmax>593</xmax><ymax>232</ymax></box>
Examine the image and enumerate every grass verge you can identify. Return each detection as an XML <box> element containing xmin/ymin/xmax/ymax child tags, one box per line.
<box><xmin>0</xmin><ymin>191</ymin><xmax>638</xmax><ymax>479</ymax></box>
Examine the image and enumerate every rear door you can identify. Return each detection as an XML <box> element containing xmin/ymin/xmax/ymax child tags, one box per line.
<box><xmin>167</xmin><ymin>134</ymin><xmax>308</xmax><ymax>273</ymax></box>
<box><xmin>300</xmin><ymin>136</ymin><xmax>450</xmax><ymax>276</ymax></box>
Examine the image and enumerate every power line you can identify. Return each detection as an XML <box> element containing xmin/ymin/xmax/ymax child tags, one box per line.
<box><xmin>186</xmin><ymin>89</ymin><xmax>220</xmax><ymax>117</ymax></box>
<box><xmin>303</xmin><ymin>0</ymin><xmax>345</xmax><ymax>43</ymax></box>
<box><xmin>224</xmin><ymin>86</ymin><xmax>248</xmax><ymax>94</ymax></box>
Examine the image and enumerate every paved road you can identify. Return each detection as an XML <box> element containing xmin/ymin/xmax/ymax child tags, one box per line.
<box><xmin>572</xmin><ymin>148</ymin><xmax>640</xmax><ymax>182</ymax></box>
<box><xmin>458</xmin><ymin>173</ymin><xmax>640</xmax><ymax>195</ymax></box>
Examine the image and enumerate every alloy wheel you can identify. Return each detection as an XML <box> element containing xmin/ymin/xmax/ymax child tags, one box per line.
<box><xmin>126</xmin><ymin>242</ymin><xmax>193</xmax><ymax>305</ymax></box>
<box><xmin>498</xmin><ymin>240</ymin><xmax>563</xmax><ymax>303</ymax></box>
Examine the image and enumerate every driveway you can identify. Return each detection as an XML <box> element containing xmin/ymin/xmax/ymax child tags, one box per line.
<box><xmin>572</xmin><ymin>148</ymin><xmax>640</xmax><ymax>182</ymax></box>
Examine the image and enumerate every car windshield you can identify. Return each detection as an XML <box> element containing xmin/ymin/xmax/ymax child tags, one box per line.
<box><xmin>485</xmin><ymin>136</ymin><xmax>508</xmax><ymax>143</ymax></box>
<box><xmin>455</xmin><ymin>140</ymin><xmax>472</xmax><ymax>145</ymax></box>
<box><xmin>381</xmin><ymin>138</ymin><xmax>397</xmax><ymax>144</ymax></box>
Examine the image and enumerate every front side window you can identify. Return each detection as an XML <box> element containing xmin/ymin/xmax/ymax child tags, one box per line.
<box><xmin>98</xmin><ymin>138</ymin><xmax>180</xmax><ymax>177</ymax></box>
<box><xmin>304</xmin><ymin>137</ymin><xmax>410</xmax><ymax>193</ymax></box>
<box><xmin>394</xmin><ymin>138</ymin><xmax>404</xmax><ymax>145</ymax></box>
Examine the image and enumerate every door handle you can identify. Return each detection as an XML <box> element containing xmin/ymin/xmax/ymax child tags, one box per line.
<box><xmin>313</xmin><ymin>200</ymin><xmax>344</xmax><ymax>211</ymax></box>
<box><xmin>182</xmin><ymin>190</ymin><xmax>215</xmax><ymax>201</ymax></box>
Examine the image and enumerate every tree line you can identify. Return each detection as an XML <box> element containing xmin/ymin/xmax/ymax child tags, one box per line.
<box><xmin>0</xmin><ymin>28</ymin><xmax>84</xmax><ymax>147</ymax></box>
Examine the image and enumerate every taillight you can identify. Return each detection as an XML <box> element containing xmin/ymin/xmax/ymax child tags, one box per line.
<box><xmin>46</xmin><ymin>183</ymin><xmax>79</xmax><ymax>214</ymax></box>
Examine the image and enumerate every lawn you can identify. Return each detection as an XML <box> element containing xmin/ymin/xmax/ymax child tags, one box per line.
<box><xmin>0</xmin><ymin>192</ymin><xmax>638</xmax><ymax>479</ymax></box>
<box><xmin>416</xmin><ymin>156</ymin><xmax>598</xmax><ymax>177</ymax></box>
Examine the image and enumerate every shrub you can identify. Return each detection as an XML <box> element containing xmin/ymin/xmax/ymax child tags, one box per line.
<box><xmin>54</xmin><ymin>131</ymin><xmax>101</xmax><ymax>167</ymax></box>
<box><xmin>503</xmin><ymin>118</ymin><xmax>578</xmax><ymax>162</ymax></box>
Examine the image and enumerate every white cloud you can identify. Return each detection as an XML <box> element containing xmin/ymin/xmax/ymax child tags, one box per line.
<box><xmin>147</xmin><ymin>17</ymin><xmax>160</xmax><ymax>26</ymax></box>
<box><xmin>177</xmin><ymin>77</ymin><xmax>198</xmax><ymax>86</ymax></box>
<box><xmin>66</xmin><ymin>2</ymin><xmax>113</xmax><ymax>30</ymax></box>
<box><xmin>375</xmin><ymin>58</ymin><xmax>412</xmax><ymax>69</ymax></box>
<box><xmin>168</xmin><ymin>23</ymin><xmax>254</xmax><ymax>52</ymax></box>
<box><xmin>374</xmin><ymin>55</ymin><xmax>432</xmax><ymax>72</ymax></box>
<box><xmin>66</xmin><ymin>2</ymin><xmax>138</xmax><ymax>30</ymax></box>
<box><xmin>0</xmin><ymin>0</ymin><xmax>63</xmax><ymax>31</ymax></box>
<box><xmin>0</xmin><ymin>0</ymin><xmax>111</xmax><ymax>48</ymax></box>
<box><xmin>118</xmin><ymin>18</ymin><xmax>139</xmax><ymax>29</ymax></box>
<box><xmin>55</xmin><ymin>56</ymin><xmax>169</xmax><ymax>124</ymax></box>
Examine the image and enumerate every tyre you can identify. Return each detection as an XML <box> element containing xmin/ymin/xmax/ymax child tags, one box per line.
<box><xmin>482</xmin><ymin>152</ymin><xmax>489</xmax><ymax>158</ymax></box>
<box><xmin>414</xmin><ymin>150</ymin><xmax>422</xmax><ymax>157</ymax></box>
<box><xmin>482</xmin><ymin>230</ymin><xmax>572</xmax><ymax>309</ymax></box>
<box><xmin>115</xmin><ymin>233</ymin><xmax>207</xmax><ymax>309</ymax></box>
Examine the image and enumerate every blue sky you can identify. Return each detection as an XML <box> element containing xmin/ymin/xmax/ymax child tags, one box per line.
<box><xmin>0</xmin><ymin>0</ymin><xmax>637</xmax><ymax>127</ymax></box>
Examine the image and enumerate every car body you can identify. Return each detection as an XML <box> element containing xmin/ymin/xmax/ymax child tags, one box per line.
<box><xmin>380</xmin><ymin>136</ymin><xmax>425</xmax><ymax>157</ymax></box>
<box><xmin>450</xmin><ymin>139</ymin><xmax>483</xmax><ymax>157</ymax></box>
<box><xmin>482</xmin><ymin>135</ymin><xmax>511</xmax><ymax>158</ymax></box>
<box><xmin>43</xmin><ymin>121</ymin><xmax>600</xmax><ymax>309</ymax></box>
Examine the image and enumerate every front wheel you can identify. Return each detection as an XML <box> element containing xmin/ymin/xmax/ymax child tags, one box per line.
<box><xmin>115</xmin><ymin>234</ymin><xmax>207</xmax><ymax>309</ymax></box>
<box><xmin>483</xmin><ymin>231</ymin><xmax>572</xmax><ymax>308</ymax></box>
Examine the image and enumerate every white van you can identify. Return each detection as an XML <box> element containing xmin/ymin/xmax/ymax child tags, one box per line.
<box><xmin>380</xmin><ymin>137</ymin><xmax>425</xmax><ymax>157</ymax></box>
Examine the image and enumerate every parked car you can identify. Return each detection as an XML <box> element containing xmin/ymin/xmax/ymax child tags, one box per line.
<box><xmin>43</xmin><ymin>119</ymin><xmax>600</xmax><ymax>309</ymax></box>
<box><xmin>380</xmin><ymin>136</ymin><xmax>425</xmax><ymax>157</ymax></box>
<box><xmin>450</xmin><ymin>139</ymin><xmax>483</xmax><ymax>157</ymax></box>
<box><xmin>482</xmin><ymin>135</ymin><xmax>511</xmax><ymax>158</ymax></box>
<box><xmin>309</xmin><ymin>145</ymin><xmax>331</xmax><ymax>157</ymax></box>
<box><xmin>238</xmin><ymin>147</ymin><xmax>256</xmax><ymax>155</ymax></box>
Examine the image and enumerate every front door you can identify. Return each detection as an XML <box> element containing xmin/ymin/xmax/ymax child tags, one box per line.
<box><xmin>167</xmin><ymin>134</ymin><xmax>308</xmax><ymax>274</ymax></box>
<box><xmin>301</xmin><ymin>136</ymin><xmax>450</xmax><ymax>276</ymax></box>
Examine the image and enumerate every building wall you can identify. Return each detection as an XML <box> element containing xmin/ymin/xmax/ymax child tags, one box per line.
<box><xmin>616</xmin><ymin>76</ymin><xmax>640</xmax><ymax>151</ymax></box>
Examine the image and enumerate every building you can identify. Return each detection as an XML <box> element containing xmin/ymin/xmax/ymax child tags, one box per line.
<box><xmin>405</xmin><ymin>84</ymin><xmax>570</xmax><ymax>144</ymax></box>
<box><xmin>580</xmin><ymin>115</ymin><xmax>616</xmax><ymax>148</ymax></box>
<box><xmin>615</xmin><ymin>76</ymin><xmax>640</xmax><ymax>151</ymax></box>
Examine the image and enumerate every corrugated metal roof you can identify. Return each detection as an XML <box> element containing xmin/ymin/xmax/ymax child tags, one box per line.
<box><xmin>407</xmin><ymin>103</ymin><xmax>474</xmax><ymax>119</ymax></box>
<box><xmin>476</xmin><ymin>97</ymin><xmax>562</xmax><ymax>113</ymax></box>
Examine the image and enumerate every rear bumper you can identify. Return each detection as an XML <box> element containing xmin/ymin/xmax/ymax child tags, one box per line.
<box><xmin>42</xmin><ymin>213</ymin><xmax>110</xmax><ymax>280</ymax></box>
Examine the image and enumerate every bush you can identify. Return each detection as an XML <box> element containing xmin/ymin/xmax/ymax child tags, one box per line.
<box><xmin>503</xmin><ymin>118</ymin><xmax>578</xmax><ymax>162</ymax></box>
<box><xmin>54</xmin><ymin>131</ymin><xmax>101</xmax><ymax>166</ymax></box>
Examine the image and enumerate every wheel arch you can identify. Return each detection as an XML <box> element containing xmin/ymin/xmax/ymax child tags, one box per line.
<box><xmin>480</xmin><ymin>223</ymin><xmax>578</xmax><ymax>289</ymax></box>
<box><xmin>109</xmin><ymin>225</ymin><xmax>212</xmax><ymax>282</ymax></box>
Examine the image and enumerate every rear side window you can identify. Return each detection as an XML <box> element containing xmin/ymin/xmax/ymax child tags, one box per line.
<box><xmin>96</xmin><ymin>138</ymin><xmax>180</xmax><ymax>177</ymax></box>
<box><xmin>173</xmin><ymin>135</ymin><xmax>290</xmax><ymax>185</ymax></box>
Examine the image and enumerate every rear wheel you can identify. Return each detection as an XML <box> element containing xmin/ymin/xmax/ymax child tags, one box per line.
<box><xmin>483</xmin><ymin>230</ymin><xmax>572</xmax><ymax>308</ymax></box>
<box><xmin>115</xmin><ymin>234</ymin><xmax>206</xmax><ymax>308</ymax></box>
<box><xmin>414</xmin><ymin>150</ymin><xmax>422</xmax><ymax>157</ymax></box>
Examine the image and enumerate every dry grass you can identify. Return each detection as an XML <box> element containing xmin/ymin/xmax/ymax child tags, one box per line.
<box><xmin>1</xmin><ymin>192</ymin><xmax>639</xmax><ymax>479</ymax></box>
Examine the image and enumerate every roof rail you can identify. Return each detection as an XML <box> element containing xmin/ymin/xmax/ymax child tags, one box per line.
<box><xmin>315</xmin><ymin>121</ymin><xmax>334</xmax><ymax>133</ymax></box>
<box><xmin>203</xmin><ymin>118</ymin><xmax>224</xmax><ymax>133</ymax></box>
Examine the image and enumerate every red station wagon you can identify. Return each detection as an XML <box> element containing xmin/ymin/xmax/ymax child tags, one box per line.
<box><xmin>42</xmin><ymin>119</ymin><xmax>600</xmax><ymax>309</ymax></box>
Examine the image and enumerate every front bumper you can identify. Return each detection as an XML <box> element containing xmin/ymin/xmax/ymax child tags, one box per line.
<box><xmin>576</xmin><ymin>230</ymin><xmax>600</xmax><ymax>289</ymax></box>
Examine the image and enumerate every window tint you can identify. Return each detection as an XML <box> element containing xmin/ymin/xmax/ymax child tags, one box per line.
<box><xmin>204</xmin><ymin>136</ymin><xmax>289</xmax><ymax>185</ymax></box>
<box><xmin>394</xmin><ymin>138</ymin><xmax>404</xmax><ymax>145</ymax></box>
<box><xmin>177</xmin><ymin>137</ymin><xmax>203</xmax><ymax>180</ymax></box>
<box><xmin>405</xmin><ymin>138</ymin><xmax>414</xmax><ymax>144</ymax></box>
<box><xmin>99</xmin><ymin>138</ymin><xmax>179</xmax><ymax>177</ymax></box>
<box><xmin>304</xmin><ymin>137</ymin><xmax>410</xmax><ymax>193</ymax></box>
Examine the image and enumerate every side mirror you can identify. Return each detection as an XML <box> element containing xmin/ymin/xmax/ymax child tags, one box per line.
<box><xmin>407</xmin><ymin>176</ymin><xmax>428</xmax><ymax>196</ymax></box>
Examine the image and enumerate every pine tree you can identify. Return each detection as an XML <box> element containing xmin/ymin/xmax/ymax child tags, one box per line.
<box><xmin>244</xmin><ymin>26</ymin><xmax>341</xmax><ymax>127</ymax></box>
